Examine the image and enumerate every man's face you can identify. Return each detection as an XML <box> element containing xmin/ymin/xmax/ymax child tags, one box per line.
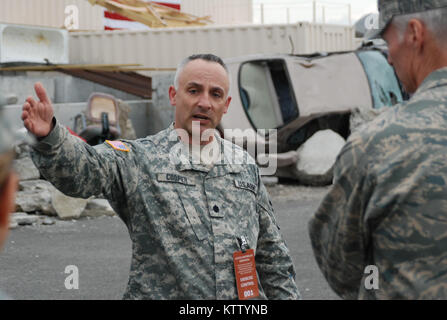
<box><xmin>169</xmin><ymin>59</ymin><xmax>231</xmax><ymax>143</ymax></box>
<box><xmin>383</xmin><ymin>21</ymin><xmax>418</xmax><ymax>93</ymax></box>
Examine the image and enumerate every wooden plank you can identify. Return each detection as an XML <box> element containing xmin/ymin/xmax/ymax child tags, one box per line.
<box><xmin>104</xmin><ymin>1</ymin><xmax>165</xmax><ymax>27</ymax></box>
<box><xmin>105</xmin><ymin>0</ymin><xmax>148</xmax><ymax>13</ymax></box>
<box><xmin>144</xmin><ymin>3</ymin><xmax>167</xmax><ymax>26</ymax></box>
<box><xmin>0</xmin><ymin>64</ymin><xmax>142</xmax><ymax>72</ymax></box>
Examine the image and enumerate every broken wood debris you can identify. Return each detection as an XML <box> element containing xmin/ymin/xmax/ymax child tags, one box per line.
<box><xmin>88</xmin><ymin>0</ymin><xmax>213</xmax><ymax>28</ymax></box>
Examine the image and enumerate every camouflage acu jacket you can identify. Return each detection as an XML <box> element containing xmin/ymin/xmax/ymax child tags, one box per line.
<box><xmin>32</xmin><ymin>122</ymin><xmax>300</xmax><ymax>300</ymax></box>
<box><xmin>308</xmin><ymin>67</ymin><xmax>447</xmax><ymax>299</ymax></box>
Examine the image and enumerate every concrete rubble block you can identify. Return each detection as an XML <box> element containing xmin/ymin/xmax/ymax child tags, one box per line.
<box><xmin>10</xmin><ymin>212</ymin><xmax>38</xmax><ymax>226</ymax></box>
<box><xmin>9</xmin><ymin>221</ymin><xmax>19</xmax><ymax>230</ymax></box>
<box><xmin>81</xmin><ymin>199</ymin><xmax>116</xmax><ymax>218</ymax></box>
<box><xmin>16</xmin><ymin>179</ymin><xmax>57</xmax><ymax>215</ymax></box>
<box><xmin>19</xmin><ymin>179</ymin><xmax>55</xmax><ymax>192</ymax></box>
<box><xmin>41</xmin><ymin>217</ymin><xmax>56</xmax><ymax>225</ymax></box>
<box><xmin>51</xmin><ymin>188</ymin><xmax>89</xmax><ymax>220</ymax></box>
<box><xmin>12</xmin><ymin>157</ymin><xmax>40</xmax><ymax>181</ymax></box>
<box><xmin>294</xmin><ymin>129</ymin><xmax>346</xmax><ymax>186</ymax></box>
<box><xmin>15</xmin><ymin>189</ymin><xmax>56</xmax><ymax>216</ymax></box>
<box><xmin>16</xmin><ymin>179</ymin><xmax>90</xmax><ymax>220</ymax></box>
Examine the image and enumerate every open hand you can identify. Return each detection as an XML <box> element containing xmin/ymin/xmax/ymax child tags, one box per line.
<box><xmin>21</xmin><ymin>82</ymin><xmax>54</xmax><ymax>138</ymax></box>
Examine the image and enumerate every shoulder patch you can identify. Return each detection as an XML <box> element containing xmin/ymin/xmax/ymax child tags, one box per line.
<box><xmin>106</xmin><ymin>140</ymin><xmax>130</xmax><ymax>152</ymax></box>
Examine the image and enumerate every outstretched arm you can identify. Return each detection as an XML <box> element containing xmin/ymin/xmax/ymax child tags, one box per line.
<box><xmin>21</xmin><ymin>83</ymin><xmax>138</xmax><ymax>223</ymax></box>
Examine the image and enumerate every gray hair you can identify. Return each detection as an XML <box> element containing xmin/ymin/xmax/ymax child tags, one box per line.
<box><xmin>391</xmin><ymin>7</ymin><xmax>447</xmax><ymax>46</ymax></box>
<box><xmin>173</xmin><ymin>54</ymin><xmax>231</xmax><ymax>92</ymax></box>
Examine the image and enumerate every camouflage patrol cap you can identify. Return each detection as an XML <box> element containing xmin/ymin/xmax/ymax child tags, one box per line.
<box><xmin>370</xmin><ymin>0</ymin><xmax>447</xmax><ymax>38</ymax></box>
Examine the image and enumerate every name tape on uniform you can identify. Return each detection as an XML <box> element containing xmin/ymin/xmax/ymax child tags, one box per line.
<box><xmin>157</xmin><ymin>173</ymin><xmax>195</xmax><ymax>186</ymax></box>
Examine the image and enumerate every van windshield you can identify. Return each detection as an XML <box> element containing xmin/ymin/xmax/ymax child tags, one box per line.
<box><xmin>356</xmin><ymin>50</ymin><xmax>404</xmax><ymax>109</ymax></box>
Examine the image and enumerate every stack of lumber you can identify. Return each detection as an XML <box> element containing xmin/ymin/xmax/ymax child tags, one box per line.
<box><xmin>88</xmin><ymin>0</ymin><xmax>213</xmax><ymax>28</ymax></box>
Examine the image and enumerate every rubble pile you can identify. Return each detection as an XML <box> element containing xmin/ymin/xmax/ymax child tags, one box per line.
<box><xmin>10</xmin><ymin>142</ymin><xmax>116</xmax><ymax>229</ymax></box>
<box><xmin>294</xmin><ymin>130</ymin><xmax>346</xmax><ymax>186</ymax></box>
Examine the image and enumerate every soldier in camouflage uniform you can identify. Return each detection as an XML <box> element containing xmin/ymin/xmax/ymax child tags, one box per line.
<box><xmin>0</xmin><ymin>99</ymin><xmax>20</xmax><ymax>300</ymax></box>
<box><xmin>308</xmin><ymin>0</ymin><xmax>447</xmax><ymax>299</ymax></box>
<box><xmin>22</xmin><ymin>54</ymin><xmax>300</xmax><ymax>299</ymax></box>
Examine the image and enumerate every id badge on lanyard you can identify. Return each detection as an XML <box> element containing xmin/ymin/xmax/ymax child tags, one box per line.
<box><xmin>233</xmin><ymin>236</ymin><xmax>260</xmax><ymax>300</ymax></box>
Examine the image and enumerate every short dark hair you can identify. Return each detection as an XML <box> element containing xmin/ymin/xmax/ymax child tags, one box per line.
<box><xmin>186</xmin><ymin>54</ymin><xmax>227</xmax><ymax>71</ymax></box>
<box><xmin>174</xmin><ymin>53</ymin><xmax>229</xmax><ymax>89</ymax></box>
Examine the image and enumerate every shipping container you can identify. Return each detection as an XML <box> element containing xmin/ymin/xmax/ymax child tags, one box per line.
<box><xmin>182</xmin><ymin>0</ymin><xmax>252</xmax><ymax>25</ymax></box>
<box><xmin>69</xmin><ymin>23</ymin><xmax>356</xmax><ymax>74</ymax></box>
<box><xmin>0</xmin><ymin>0</ymin><xmax>252</xmax><ymax>30</ymax></box>
<box><xmin>0</xmin><ymin>0</ymin><xmax>104</xmax><ymax>30</ymax></box>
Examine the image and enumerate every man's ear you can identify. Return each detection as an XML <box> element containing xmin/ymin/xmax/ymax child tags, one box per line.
<box><xmin>223</xmin><ymin>96</ymin><xmax>232</xmax><ymax>114</ymax></box>
<box><xmin>168</xmin><ymin>86</ymin><xmax>177</xmax><ymax>107</ymax></box>
<box><xmin>407</xmin><ymin>19</ymin><xmax>425</xmax><ymax>51</ymax></box>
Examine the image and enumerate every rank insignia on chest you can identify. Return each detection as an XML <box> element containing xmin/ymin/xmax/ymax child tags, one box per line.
<box><xmin>106</xmin><ymin>140</ymin><xmax>130</xmax><ymax>152</ymax></box>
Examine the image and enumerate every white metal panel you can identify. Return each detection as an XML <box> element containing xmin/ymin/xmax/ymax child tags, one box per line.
<box><xmin>69</xmin><ymin>23</ymin><xmax>356</xmax><ymax>73</ymax></box>
<box><xmin>286</xmin><ymin>53</ymin><xmax>372</xmax><ymax>117</ymax></box>
<box><xmin>295</xmin><ymin>22</ymin><xmax>355</xmax><ymax>54</ymax></box>
<box><xmin>0</xmin><ymin>0</ymin><xmax>104</xmax><ymax>30</ymax></box>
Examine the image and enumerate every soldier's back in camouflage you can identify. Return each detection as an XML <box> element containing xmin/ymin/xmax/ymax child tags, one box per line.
<box><xmin>309</xmin><ymin>68</ymin><xmax>447</xmax><ymax>299</ymax></box>
<box><xmin>309</xmin><ymin>0</ymin><xmax>447</xmax><ymax>299</ymax></box>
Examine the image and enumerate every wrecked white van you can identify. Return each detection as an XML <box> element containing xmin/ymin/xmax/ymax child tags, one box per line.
<box><xmin>221</xmin><ymin>46</ymin><xmax>405</xmax><ymax>184</ymax></box>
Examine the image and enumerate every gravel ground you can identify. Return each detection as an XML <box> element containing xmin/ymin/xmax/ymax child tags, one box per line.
<box><xmin>0</xmin><ymin>182</ymin><xmax>339</xmax><ymax>300</ymax></box>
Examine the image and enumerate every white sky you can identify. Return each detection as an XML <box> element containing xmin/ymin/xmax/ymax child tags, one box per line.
<box><xmin>252</xmin><ymin>0</ymin><xmax>378</xmax><ymax>25</ymax></box>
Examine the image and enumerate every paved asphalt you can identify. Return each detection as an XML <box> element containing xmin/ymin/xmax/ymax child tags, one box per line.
<box><xmin>0</xmin><ymin>183</ymin><xmax>339</xmax><ymax>300</ymax></box>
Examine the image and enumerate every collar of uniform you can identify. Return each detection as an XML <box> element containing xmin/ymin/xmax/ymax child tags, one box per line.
<box><xmin>167</xmin><ymin>124</ymin><xmax>243</xmax><ymax>174</ymax></box>
<box><xmin>163</xmin><ymin>123</ymin><xmax>193</xmax><ymax>172</ymax></box>
<box><xmin>207</xmin><ymin>136</ymin><xmax>243</xmax><ymax>177</ymax></box>
<box><xmin>174</xmin><ymin>150</ymin><xmax>211</xmax><ymax>173</ymax></box>
<box><xmin>414</xmin><ymin>66</ymin><xmax>447</xmax><ymax>96</ymax></box>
